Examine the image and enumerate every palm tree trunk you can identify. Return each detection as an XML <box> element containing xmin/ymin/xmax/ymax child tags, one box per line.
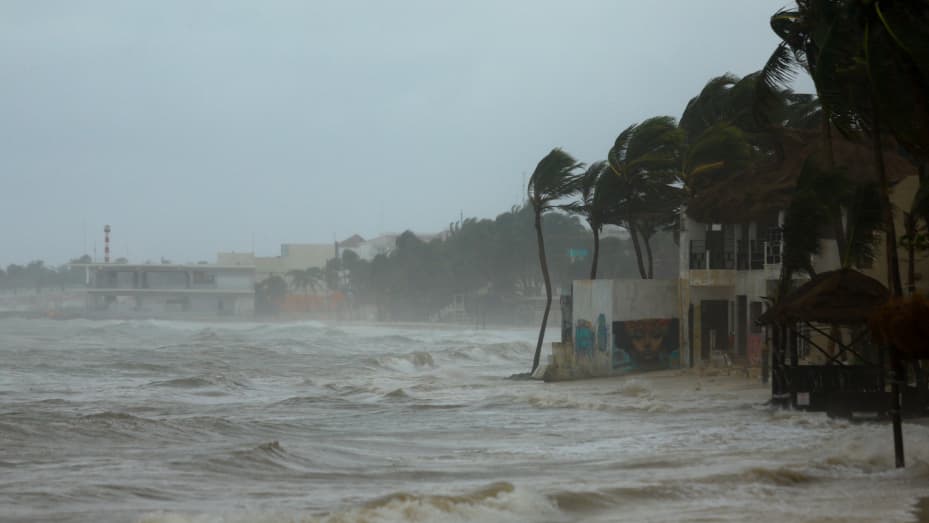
<box><xmin>644</xmin><ymin>233</ymin><xmax>655</xmax><ymax>279</ymax></box>
<box><xmin>823</xmin><ymin>119</ymin><xmax>849</xmax><ymax>261</ymax></box>
<box><xmin>872</xmin><ymin>110</ymin><xmax>906</xmax><ymax>469</ymax></box>
<box><xmin>905</xmin><ymin>212</ymin><xmax>917</xmax><ymax>294</ymax></box>
<box><xmin>589</xmin><ymin>226</ymin><xmax>600</xmax><ymax>280</ymax></box>
<box><xmin>628</xmin><ymin>223</ymin><xmax>648</xmax><ymax>279</ymax></box>
<box><xmin>531</xmin><ymin>210</ymin><xmax>552</xmax><ymax>374</ymax></box>
<box><xmin>872</xmin><ymin>123</ymin><xmax>903</xmax><ymax>296</ymax></box>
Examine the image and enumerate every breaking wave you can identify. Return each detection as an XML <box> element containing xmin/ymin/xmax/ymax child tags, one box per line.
<box><xmin>137</xmin><ymin>482</ymin><xmax>562</xmax><ymax>523</ymax></box>
<box><xmin>368</xmin><ymin>351</ymin><xmax>436</xmax><ymax>371</ymax></box>
<box><xmin>148</xmin><ymin>374</ymin><xmax>251</xmax><ymax>390</ymax></box>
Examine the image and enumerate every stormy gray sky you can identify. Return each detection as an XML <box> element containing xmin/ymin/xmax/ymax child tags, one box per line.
<box><xmin>1</xmin><ymin>1</ymin><xmax>800</xmax><ymax>266</ymax></box>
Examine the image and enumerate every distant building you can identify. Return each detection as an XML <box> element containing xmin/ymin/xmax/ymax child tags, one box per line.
<box><xmin>218</xmin><ymin>232</ymin><xmax>447</xmax><ymax>285</ymax></box>
<box><xmin>337</xmin><ymin>231</ymin><xmax>449</xmax><ymax>262</ymax></box>
<box><xmin>77</xmin><ymin>263</ymin><xmax>255</xmax><ymax>318</ymax></box>
<box><xmin>339</xmin><ymin>234</ymin><xmax>395</xmax><ymax>261</ymax></box>
<box><xmin>218</xmin><ymin>242</ymin><xmax>336</xmax><ymax>282</ymax></box>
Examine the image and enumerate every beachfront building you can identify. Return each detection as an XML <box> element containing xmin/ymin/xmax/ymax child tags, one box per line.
<box><xmin>79</xmin><ymin>263</ymin><xmax>255</xmax><ymax>318</ymax></box>
<box><xmin>676</xmin><ymin>149</ymin><xmax>925</xmax><ymax>369</ymax></box>
<box><xmin>551</xmin><ymin>134</ymin><xmax>925</xmax><ymax>378</ymax></box>
<box><xmin>676</xmin><ymin>212</ymin><xmax>787</xmax><ymax>369</ymax></box>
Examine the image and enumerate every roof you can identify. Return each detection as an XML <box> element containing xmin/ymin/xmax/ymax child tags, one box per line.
<box><xmin>686</xmin><ymin>128</ymin><xmax>918</xmax><ymax>224</ymax></box>
<box><xmin>70</xmin><ymin>263</ymin><xmax>255</xmax><ymax>272</ymax></box>
<box><xmin>87</xmin><ymin>288</ymin><xmax>254</xmax><ymax>296</ymax></box>
<box><xmin>757</xmin><ymin>268</ymin><xmax>890</xmax><ymax>325</ymax></box>
<box><xmin>339</xmin><ymin>234</ymin><xmax>366</xmax><ymax>248</ymax></box>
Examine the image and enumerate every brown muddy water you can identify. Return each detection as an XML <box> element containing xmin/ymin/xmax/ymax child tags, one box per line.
<box><xmin>1</xmin><ymin>318</ymin><xmax>927</xmax><ymax>522</ymax></box>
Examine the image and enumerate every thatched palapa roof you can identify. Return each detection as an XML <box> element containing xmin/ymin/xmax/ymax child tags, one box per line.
<box><xmin>757</xmin><ymin>268</ymin><xmax>890</xmax><ymax>325</ymax></box>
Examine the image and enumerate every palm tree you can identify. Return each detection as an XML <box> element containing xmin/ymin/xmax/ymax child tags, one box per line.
<box><xmin>607</xmin><ymin>116</ymin><xmax>685</xmax><ymax>279</ymax></box>
<box><xmin>757</xmin><ymin>2</ymin><xmax>861</xmax><ymax>270</ymax></box>
<box><xmin>775</xmin><ymin>0</ymin><xmax>908</xmax><ymax>296</ymax></box>
<box><xmin>758</xmin><ymin>1</ymin><xmax>923</xmax><ymax>468</ymax></box>
<box><xmin>527</xmin><ymin>148</ymin><xmax>584</xmax><ymax>374</ymax></box>
<box><xmin>562</xmin><ymin>161</ymin><xmax>610</xmax><ymax>279</ymax></box>
<box><xmin>853</xmin><ymin>1</ymin><xmax>929</xmax><ymax>164</ymax></box>
<box><xmin>779</xmin><ymin>157</ymin><xmax>883</xmax><ymax>285</ymax></box>
<box><xmin>287</xmin><ymin>268</ymin><xmax>324</xmax><ymax>312</ymax></box>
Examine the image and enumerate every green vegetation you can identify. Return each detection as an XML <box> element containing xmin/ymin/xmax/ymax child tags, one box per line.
<box><xmin>330</xmin><ymin>205</ymin><xmax>675</xmax><ymax>324</ymax></box>
<box><xmin>0</xmin><ymin>256</ymin><xmax>92</xmax><ymax>294</ymax></box>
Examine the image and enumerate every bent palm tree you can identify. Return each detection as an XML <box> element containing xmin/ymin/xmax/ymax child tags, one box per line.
<box><xmin>607</xmin><ymin>116</ymin><xmax>685</xmax><ymax>279</ymax></box>
<box><xmin>563</xmin><ymin>161</ymin><xmax>610</xmax><ymax>279</ymax></box>
<box><xmin>527</xmin><ymin>148</ymin><xmax>583</xmax><ymax>374</ymax></box>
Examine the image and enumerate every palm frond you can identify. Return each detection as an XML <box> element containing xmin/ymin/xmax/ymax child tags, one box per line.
<box><xmin>684</xmin><ymin>124</ymin><xmax>752</xmax><ymax>181</ymax></box>
<box><xmin>755</xmin><ymin>42</ymin><xmax>802</xmax><ymax>126</ymax></box>
<box><xmin>608</xmin><ymin>123</ymin><xmax>639</xmax><ymax>175</ymax></box>
<box><xmin>679</xmin><ymin>74</ymin><xmax>739</xmax><ymax>140</ymax></box>
<box><xmin>527</xmin><ymin>148</ymin><xmax>584</xmax><ymax>212</ymax></box>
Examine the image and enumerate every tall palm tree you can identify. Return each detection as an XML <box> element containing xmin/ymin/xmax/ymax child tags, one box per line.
<box><xmin>527</xmin><ymin>148</ymin><xmax>583</xmax><ymax>374</ymax></box>
<box><xmin>562</xmin><ymin>161</ymin><xmax>610</xmax><ymax>279</ymax></box>
<box><xmin>607</xmin><ymin>116</ymin><xmax>685</xmax><ymax>279</ymax></box>
<box><xmin>777</xmin><ymin>0</ymin><xmax>908</xmax><ymax>296</ymax></box>
<box><xmin>758</xmin><ymin>1</ymin><xmax>924</xmax><ymax>468</ymax></box>
<box><xmin>757</xmin><ymin>2</ymin><xmax>859</xmax><ymax>269</ymax></box>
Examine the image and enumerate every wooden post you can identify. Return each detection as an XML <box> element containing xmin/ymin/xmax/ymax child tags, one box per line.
<box><xmin>890</xmin><ymin>346</ymin><xmax>905</xmax><ymax>468</ymax></box>
<box><xmin>789</xmin><ymin>325</ymin><xmax>799</xmax><ymax>408</ymax></box>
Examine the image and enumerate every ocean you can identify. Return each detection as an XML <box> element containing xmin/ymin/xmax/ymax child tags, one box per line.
<box><xmin>1</xmin><ymin>318</ymin><xmax>927</xmax><ymax>523</ymax></box>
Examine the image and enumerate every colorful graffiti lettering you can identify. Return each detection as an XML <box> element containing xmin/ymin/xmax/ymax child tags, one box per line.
<box><xmin>575</xmin><ymin>319</ymin><xmax>594</xmax><ymax>356</ymax></box>
<box><xmin>613</xmin><ymin>318</ymin><xmax>680</xmax><ymax>372</ymax></box>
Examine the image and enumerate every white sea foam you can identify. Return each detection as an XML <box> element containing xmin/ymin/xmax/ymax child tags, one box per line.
<box><xmin>137</xmin><ymin>483</ymin><xmax>561</xmax><ymax>523</ymax></box>
<box><xmin>3</xmin><ymin>318</ymin><xmax>927</xmax><ymax>523</ymax></box>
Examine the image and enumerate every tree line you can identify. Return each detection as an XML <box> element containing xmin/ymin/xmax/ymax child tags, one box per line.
<box><xmin>0</xmin><ymin>256</ymin><xmax>98</xmax><ymax>294</ymax></box>
<box><xmin>256</xmin><ymin>205</ymin><xmax>678</xmax><ymax>319</ymax></box>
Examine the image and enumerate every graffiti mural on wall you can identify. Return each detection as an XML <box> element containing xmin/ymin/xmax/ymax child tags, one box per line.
<box><xmin>575</xmin><ymin>319</ymin><xmax>594</xmax><ymax>356</ymax></box>
<box><xmin>574</xmin><ymin>315</ymin><xmax>611</xmax><ymax>359</ymax></box>
<box><xmin>612</xmin><ymin>318</ymin><xmax>680</xmax><ymax>372</ymax></box>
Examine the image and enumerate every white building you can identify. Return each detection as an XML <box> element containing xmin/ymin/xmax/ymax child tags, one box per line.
<box><xmin>218</xmin><ymin>243</ymin><xmax>335</xmax><ymax>282</ymax></box>
<box><xmin>78</xmin><ymin>263</ymin><xmax>255</xmax><ymax>318</ymax></box>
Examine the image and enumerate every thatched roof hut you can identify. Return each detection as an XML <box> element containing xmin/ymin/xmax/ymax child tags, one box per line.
<box><xmin>686</xmin><ymin>128</ymin><xmax>918</xmax><ymax>224</ymax></box>
<box><xmin>757</xmin><ymin>268</ymin><xmax>890</xmax><ymax>326</ymax></box>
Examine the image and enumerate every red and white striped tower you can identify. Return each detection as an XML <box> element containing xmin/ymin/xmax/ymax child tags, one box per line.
<box><xmin>104</xmin><ymin>225</ymin><xmax>111</xmax><ymax>263</ymax></box>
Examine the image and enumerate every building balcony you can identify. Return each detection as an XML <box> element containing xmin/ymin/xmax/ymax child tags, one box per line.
<box><xmin>688</xmin><ymin>239</ymin><xmax>783</xmax><ymax>272</ymax></box>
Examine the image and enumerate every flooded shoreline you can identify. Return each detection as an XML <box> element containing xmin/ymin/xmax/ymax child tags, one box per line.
<box><xmin>2</xmin><ymin>317</ymin><xmax>927</xmax><ymax>522</ymax></box>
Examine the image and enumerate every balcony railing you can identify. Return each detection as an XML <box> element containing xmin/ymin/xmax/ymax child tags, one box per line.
<box><xmin>689</xmin><ymin>236</ymin><xmax>782</xmax><ymax>271</ymax></box>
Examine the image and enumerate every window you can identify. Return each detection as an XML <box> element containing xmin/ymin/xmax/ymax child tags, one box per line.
<box><xmin>192</xmin><ymin>271</ymin><xmax>215</xmax><ymax>284</ymax></box>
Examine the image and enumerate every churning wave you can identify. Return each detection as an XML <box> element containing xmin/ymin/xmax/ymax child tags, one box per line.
<box><xmin>148</xmin><ymin>374</ymin><xmax>251</xmax><ymax>390</ymax></box>
<box><xmin>137</xmin><ymin>482</ymin><xmax>563</xmax><ymax>523</ymax></box>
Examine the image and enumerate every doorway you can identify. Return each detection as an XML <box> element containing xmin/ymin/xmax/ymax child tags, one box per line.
<box><xmin>700</xmin><ymin>300</ymin><xmax>729</xmax><ymax>360</ymax></box>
